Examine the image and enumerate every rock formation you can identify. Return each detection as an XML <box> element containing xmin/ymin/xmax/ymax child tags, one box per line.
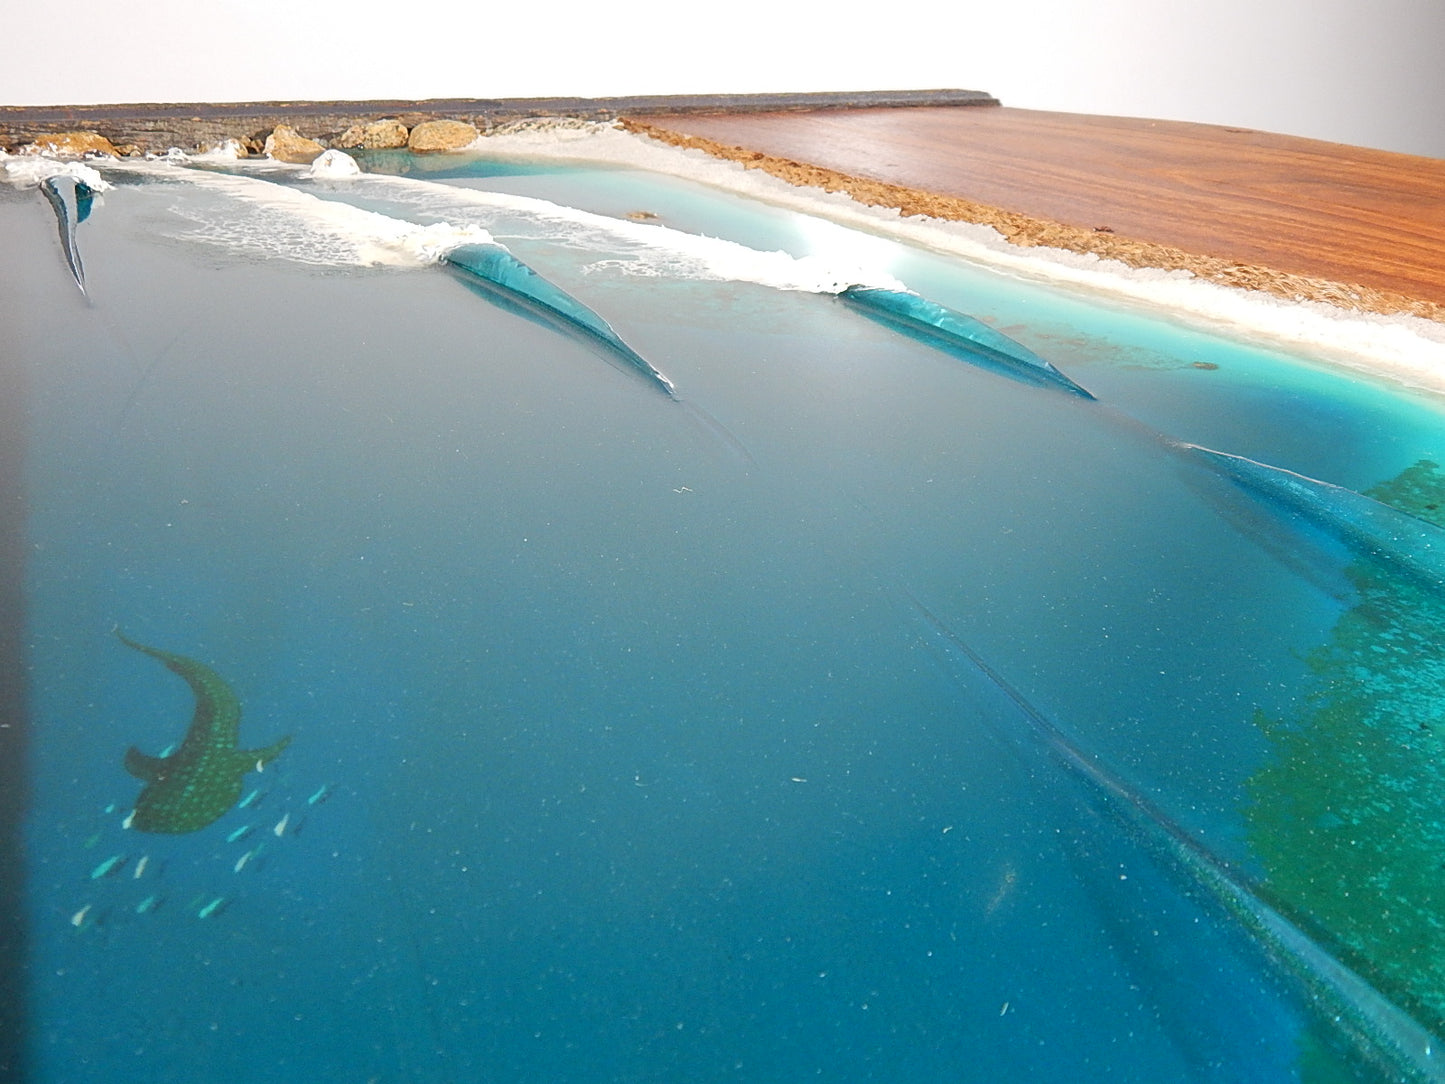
<box><xmin>20</xmin><ymin>131</ymin><xmax>121</xmax><ymax>157</ymax></box>
<box><xmin>408</xmin><ymin>119</ymin><xmax>479</xmax><ymax>153</ymax></box>
<box><xmin>333</xmin><ymin>118</ymin><xmax>410</xmax><ymax>149</ymax></box>
<box><xmin>263</xmin><ymin>124</ymin><xmax>326</xmax><ymax>164</ymax></box>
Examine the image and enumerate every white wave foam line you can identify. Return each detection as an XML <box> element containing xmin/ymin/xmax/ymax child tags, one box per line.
<box><xmin>300</xmin><ymin>170</ymin><xmax>906</xmax><ymax>295</ymax></box>
<box><xmin>470</xmin><ymin>124</ymin><xmax>1445</xmax><ymax>399</ymax></box>
<box><xmin>0</xmin><ymin>151</ymin><xmax>112</xmax><ymax>192</ymax></box>
<box><xmin>308</xmin><ymin>149</ymin><xmax>362</xmax><ymax>179</ymax></box>
<box><xmin>101</xmin><ymin>159</ymin><xmax>493</xmax><ymax>268</ymax></box>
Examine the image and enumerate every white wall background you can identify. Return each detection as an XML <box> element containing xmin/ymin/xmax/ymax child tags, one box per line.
<box><xmin>5</xmin><ymin>0</ymin><xmax>1443</xmax><ymax>158</ymax></box>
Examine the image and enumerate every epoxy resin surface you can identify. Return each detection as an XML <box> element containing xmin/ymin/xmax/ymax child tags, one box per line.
<box><xmin>6</xmin><ymin>145</ymin><xmax>1445</xmax><ymax>1082</ymax></box>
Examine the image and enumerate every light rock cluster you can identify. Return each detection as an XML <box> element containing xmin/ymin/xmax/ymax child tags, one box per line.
<box><xmin>19</xmin><ymin>131</ymin><xmax>124</xmax><ymax>157</ymax></box>
<box><xmin>5</xmin><ymin>116</ymin><xmax>486</xmax><ymax>161</ymax></box>
<box><xmin>333</xmin><ymin>118</ymin><xmax>410</xmax><ymax>150</ymax></box>
<box><xmin>406</xmin><ymin>120</ymin><xmax>480</xmax><ymax>153</ymax></box>
<box><xmin>263</xmin><ymin>125</ymin><xmax>327</xmax><ymax>164</ymax></box>
<box><xmin>265</xmin><ymin>118</ymin><xmax>481</xmax><ymax>159</ymax></box>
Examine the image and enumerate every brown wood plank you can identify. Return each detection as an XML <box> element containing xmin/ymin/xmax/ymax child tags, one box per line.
<box><xmin>626</xmin><ymin>106</ymin><xmax>1445</xmax><ymax>317</ymax></box>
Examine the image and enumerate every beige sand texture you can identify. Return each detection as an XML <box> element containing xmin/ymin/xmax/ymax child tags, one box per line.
<box><xmin>622</xmin><ymin>108</ymin><xmax>1445</xmax><ymax>324</ymax></box>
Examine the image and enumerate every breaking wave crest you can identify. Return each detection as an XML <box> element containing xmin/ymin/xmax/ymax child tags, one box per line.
<box><xmin>1</xmin><ymin>153</ymin><xmax>112</xmax><ymax>194</ymax></box>
<box><xmin>324</xmin><ymin>172</ymin><xmax>909</xmax><ymax>292</ymax></box>
<box><xmin>81</xmin><ymin>157</ymin><xmax>908</xmax><ymax>297</ymax></box>
<box><xmin>105</xmin><ymin>160</ymin><xmax>495</xmax><ymax>268</ymax></box>
<box><xmin>183</xmin><ymin>161</ymin><xmax>904</xmax><ymax>293</ymax></box>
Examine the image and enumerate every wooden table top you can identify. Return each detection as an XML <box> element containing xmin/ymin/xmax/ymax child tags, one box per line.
<box><xmin>625</xmin><ymin>106</ymin><xmax>1445</xmax><ymax>319</ymax></box>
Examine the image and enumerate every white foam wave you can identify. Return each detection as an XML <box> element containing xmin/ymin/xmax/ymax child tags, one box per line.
<box><xmin>191</xmin><ymin>139</ymin><xmax>247</xmax><ymax>162</ymax></box>
<box><xmin>308</xmin><ymin>172</ymin><xmax>907</xmax><ymax>294</ymax></box>
<box><xmin>88</xmin><ymin>153</ymin><xmax>901</xmax><ymax>293</ymax></box>
<box><xmin>307</xmin><ymin>149</ymin><xmax>361</xmax><ymax>179</ymax></box>
<box><xmin>0</xmin><ymin>151</ymin><xmax>112</xmax><ymax>192</ymax></box>
<box><xmin>464</xmin><ymin>124</ymin><xmax>1445</xmax><ymax>400</ymax></box>
<box><xmin>102</xmin><ymin>160</ymin><xmax>492</xmax><ymax>267</ymax></box>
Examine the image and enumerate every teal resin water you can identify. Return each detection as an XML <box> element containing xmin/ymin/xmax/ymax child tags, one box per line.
<box><xmin>5</xmin><ymin>148</ymin><xmax>1445</xmax><ymax>1082</ymax></box>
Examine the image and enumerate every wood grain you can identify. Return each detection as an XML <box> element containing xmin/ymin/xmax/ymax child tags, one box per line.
<box><xmin>626</xmin><ymin>106</ymin><xmax>1445</xmax><ymax>318</ymax></box>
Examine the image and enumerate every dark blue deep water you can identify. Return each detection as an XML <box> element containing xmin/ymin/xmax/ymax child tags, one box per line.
<box><xmin>4</xmin><ymin>148</ymin><xmax>1445</xmax><ymax>1082</ymax></box>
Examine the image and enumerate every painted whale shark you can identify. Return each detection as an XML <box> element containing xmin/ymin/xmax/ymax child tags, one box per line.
<box><xmin>118</xmin><ymin>630</ymin><xmax>290</xmax><ymax>834</ymax></box>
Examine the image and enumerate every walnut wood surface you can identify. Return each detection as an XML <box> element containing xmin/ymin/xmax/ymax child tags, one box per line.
<box><xmin>630</xmin><ymin>106</ymin><xmax>1445</xmax><ymax>310</ymax></box>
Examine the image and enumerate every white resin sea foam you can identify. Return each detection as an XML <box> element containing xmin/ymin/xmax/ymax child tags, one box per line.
<box><xmin>104</xmin><ymin>160</ymin><xmax>494</xmax><ymax>268</ymax></box>
<box><xmin>84</xmin><ymin>154</ymin><xmax>911</xmax><ymax>298</ymax></box>
<box><xmin>308</xmin><ymin>171</ymin><xmax>910</xmax><ymax>295</ymax></box>
<box><xmin>307</xmin><ymin>149</ymin><xmax>362</xmax><ymax>179</ymax></box>
<box><xmin>0</xmin><ymin>151</ymin><xmax>111</xmax><ymax>193</ymax></box>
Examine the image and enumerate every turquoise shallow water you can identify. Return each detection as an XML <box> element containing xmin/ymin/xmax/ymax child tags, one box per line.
<box><xmin>5</xmin><ymin>150</ymin><xmax>1445</xmax><ymax>1081</ymax></box>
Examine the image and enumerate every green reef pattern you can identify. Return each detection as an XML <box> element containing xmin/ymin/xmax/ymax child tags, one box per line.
<box><xmin>1246</xmin><ymin>459</ymin><xmax>1445</xmax><ymax>1035</ymax></box>
<box><xmin>119</xmin><ymin>631</ymin><xmax>291</xmax><ymax>833</ymax></box>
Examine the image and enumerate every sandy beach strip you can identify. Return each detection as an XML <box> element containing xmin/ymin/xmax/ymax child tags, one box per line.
<box><xmin>622</xmin><ymin>106</ymin><xmax>1445</xmax><ymax>324</ymax></box>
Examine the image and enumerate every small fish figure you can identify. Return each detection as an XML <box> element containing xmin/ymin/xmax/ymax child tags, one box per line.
<box><xmin>307</xmin><ymin>784</ymin><xmax>330</xmax><ymax>807</ymax></box>
<box><xmin>70</xmin><ymin>904</ymin><xmax>92</xmax><ymax>928</ymax></box>
<box><xmin>133</xmin><ymin>855</ymin><xmax>149</xmax><ymax>879</ymax></box>
<box><xmin>226</xmin><ymin>824</ymin><xmax>253</xmax><ymax>844</ymax></box>
<box><xmin>135</xmin><ymin>894</ymin><xmax>160</xmax><ymax>915</ymax></box>
<box><xmin>273</xmin><ymin>813</ymin><xmax>290</xmax><ymax>838</ymax></box>
<box><xmin>196</xmin><ymin>896</ymin><xmax>227</xmax><ymax>920</ymax></box>
<box><xmin>233</xmin><ymin>848</ymin><xmax>256</xmax><ymax>873</ymax></box>
<box><xmin>238</xmin><ymin>788</ymin><xmax>262</xmax><ymax>810</ymax></box>
<box><xmin>90</xmin><ymin>854</ymin><xmax>126</xmax><ymax>880</ymax></box>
